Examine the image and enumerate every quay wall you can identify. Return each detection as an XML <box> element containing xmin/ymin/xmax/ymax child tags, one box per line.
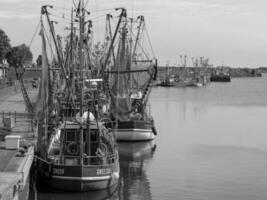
<box><xmin>0</xmin><ymin>87</ymin><xmax>36</xmax><ymax>200</ymax></box>
<box><xmin>0</xmin><ymin>173</ymin><xmax>20</xmax><ymax>200</ymax></box>
<box><xmin>0</xmin><ymin>85</ymin><xmax>19</xmax><ymax>100</ymax></box>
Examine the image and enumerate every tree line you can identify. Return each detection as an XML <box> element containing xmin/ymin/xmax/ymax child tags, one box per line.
<box><xmin>0</xmin><ymin>27</ymin><xmax>36</xmax><ymax>68</ymax></box>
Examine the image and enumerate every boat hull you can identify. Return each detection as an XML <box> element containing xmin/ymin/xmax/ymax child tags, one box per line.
<box><xmin>115</xmin><ymin>128</ymin><xmax>155</xmax><ymax>141</ymax></box>
<box><xmin>48</xmin><ymin>173</ymin><xmax>119</xmax><ymax>191</ymax></box>
<box><xmin>38</xmin><ymin>162</ymin><xmax>120</xmax><ymax>192</ymax></box>
<box><xmin>111</xmin><ymin>120</ymin><xmax>156</xmax><ymax>141</ymax></box>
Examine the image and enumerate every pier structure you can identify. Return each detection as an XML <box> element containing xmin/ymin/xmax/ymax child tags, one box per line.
<box><xmin>0</xmin><ymin>86</ymin><xmax>37</xmax><ymax>200</ymax></box>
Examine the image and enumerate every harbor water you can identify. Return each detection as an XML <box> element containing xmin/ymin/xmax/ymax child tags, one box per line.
<box><xmin>30</xmin><ymin>74</ymin><xmax>267</xmax><ymax>200</ymax></box>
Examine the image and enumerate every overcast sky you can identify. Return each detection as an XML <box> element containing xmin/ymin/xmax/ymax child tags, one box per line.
<box><xmin>1</xmin><ymin>0</ymin><xmax>267</xmax><ymax>67</ymax></box>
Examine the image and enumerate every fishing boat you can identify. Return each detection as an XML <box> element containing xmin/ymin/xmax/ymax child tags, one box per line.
<box><xmin>210</xmin><ymin>73</ymin><xmax>231</xmax><ymax>82</ymax></box>
<box><xmin>210</xmin><ymin>66</ymin><xmax>231</xmax><ymax>82</ymax></box>
<box><xmin>159</xmin><ymin>77</ymin><xmax>174</xmax><ymax>87</ymax></box>
<box><xmin>158</xmin><ymin>66</ymin><xmax>174</xmax><ymax>87</ymax></box>
<box><xmin>36</xmin><ymin>2</ymin><xmax>119</xmax><ymax>192</ymax></box>
<box><xmin>103</xmin><ymin>9</ymin><xmax>157</xmax><ymax>141</ymax></box>
<box><xmin>191</xmin><ymin>57</ymin><xmax>211</xmax><ymax>87</ymax></box>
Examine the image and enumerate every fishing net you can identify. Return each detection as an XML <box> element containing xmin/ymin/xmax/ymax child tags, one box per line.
<box><xmin>107</xmin><ymin>34</ymin><xmax>155</xmax><ymax>121</ymax></box>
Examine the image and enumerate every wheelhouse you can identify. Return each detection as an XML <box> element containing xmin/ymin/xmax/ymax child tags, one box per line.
<box><xmin>47</xmin><ymin>122</ymin><xmax>117</xmax><ymax>166</ymax></box>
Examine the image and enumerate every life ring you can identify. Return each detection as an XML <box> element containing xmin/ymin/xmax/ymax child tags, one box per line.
<box><xmin>67</xmin><ymin>142</ymin><xmax>79</xmax><ymax>155</ymax></box>
<box><xmin>96</xmin><ymin>143</ymin><xmax>108</xmax><ymax>157</ymax></box>
<box><xmin>96</xmin><ymin>143</ymin><xmax>108</xmax><ymax>164</ymax></box>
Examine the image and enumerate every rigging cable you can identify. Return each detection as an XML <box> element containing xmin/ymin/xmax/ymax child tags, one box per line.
<box><xmin>144</xmin><ymin>24</ymin><xmax>155</xmax><ymax>58</ymax></box>
<box><xmin>43</xmin><ymin>25</ymin><xmax>57</xmax><ymax>61</ymax></box>
<box><xmin>72</xmin><ymin>0</ymin><xmax>78</xmax><ymax>10</ymax></box>
<box><xmin>126</xmin><ymin>23</ymin><xmax>149</xmax><ymax>60</ymax></box>
<box><xmin>16</xmin><ymin>20</ymin><xmax>41</xmax><ymax>114</ymax></box>
<box><xmin>28</xmin><ymin>21</ymin><xmax>41</xmax><ymax>49</ymax></box>
<box><xmin>85</xmin><ymin>0</ymin><xmax>89</xmax><ymax>8</ymax></box>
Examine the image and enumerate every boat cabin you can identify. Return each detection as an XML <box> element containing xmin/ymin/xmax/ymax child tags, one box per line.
<box><xmin>47</xmin><ymin>121</ymin><xmax>116</xmax><ymax>166</ymax></box>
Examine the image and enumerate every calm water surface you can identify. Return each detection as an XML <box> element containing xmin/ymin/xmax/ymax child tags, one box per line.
<box><xmin>31</xmin><ymin>74</ymin><xmax>267</xmax><ymax>200</ymax></box>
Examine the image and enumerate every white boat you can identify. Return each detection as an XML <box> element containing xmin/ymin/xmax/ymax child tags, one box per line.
<box><xmin>103</xmin><ymin>11</ymin><xmax>158</xmax><ymax>141</ymax></box>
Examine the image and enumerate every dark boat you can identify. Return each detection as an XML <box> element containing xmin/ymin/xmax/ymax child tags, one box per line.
<box><xmin>103</xmin><ymin>10</ymin><xmax>157</xmax><ymax>141</ymax></box>
<box><xmin>210</xmin><ymin>74</ymin><xmax>231</xmax><ymax>82</ymax></box>
<box><xmin>210</xmin><ymin>67</ymin><xmax>231</xmax><ymax>82</ymax></box>
<box><xmin>36</xmin><ymin>2</ymin><xmax>119</xmax><ymax>192</ymax></box>
<box><xmin>159</xmin><ymin>78</ymin><xmax>174</xmax><ymax>87</ymax></box>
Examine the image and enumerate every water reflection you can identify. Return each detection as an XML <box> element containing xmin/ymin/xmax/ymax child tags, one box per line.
<box><xmin>31</xmin><ymin>183</ymin><xmax>118</xmax><ymax>200</ymax></box>
<box><xmin>30</xmin><ymin>183</ymin><xmax>118</xmax><ymax>200</ymax></box>
<box><xmin>118</xmin><ymin>141</ymin><xmax>157</xmax><ymax>200</ymax></box>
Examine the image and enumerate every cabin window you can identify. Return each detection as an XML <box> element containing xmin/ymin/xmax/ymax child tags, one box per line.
<box><xmin>65</xmin><ymin>131</ymin><xmax>76</xmax><ymax>142</ymax></box>
<box><xmin>91</xmin><ymin>129</ymin><xmax>98</xmax><ymax>141</ymax></box>
<box><xmin>82</xmin><ymin>129</ymin><xmax>98</xmax><ymax>141</ymax></box>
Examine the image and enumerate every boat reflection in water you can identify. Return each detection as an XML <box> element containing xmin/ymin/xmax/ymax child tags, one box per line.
<box><xmin>31</xmin><ymin>183</ymin><xmax>119</xmax><ymax>200</ymax></box>
<box><xmin>118</xmin><ymin>141</ymin><xmax>157</xmax><ymax>200</ymax></box>
<box><xmin>30</xmin><ymin>141</ymin><xmax>156</xmax><ymax>200</ymax></box>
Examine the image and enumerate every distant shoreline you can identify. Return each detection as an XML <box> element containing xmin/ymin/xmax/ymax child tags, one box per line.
<box><xmin>157</xmin><ymin>66</ymin><xmax>263</xmax><ymax>79</ymax></box>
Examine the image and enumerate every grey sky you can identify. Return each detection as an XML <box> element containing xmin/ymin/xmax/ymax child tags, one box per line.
<box><xmin>0</xmin><ymin>0</ymin><xmax>267</xmax><ymax>67</ymax></box>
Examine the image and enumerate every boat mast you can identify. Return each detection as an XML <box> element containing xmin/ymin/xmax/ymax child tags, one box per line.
<box><xmin>106</xmin><ymin>14</ymin><xmax>116</xmax><ymax>69</ymax></box>
<box><xmin>79</xmin><ymin>0</ymin><xmax>85</xmax><ymax>116</ymax></box>
<box><xmin>129</xmin><ymin>17</ymin><xmax>133</xmax><ymax>88</ymax></box>
<box><xmin>103</xmin><ymin>8</ymin><xmax>126</xmax><ymax>72</ymax></box>
<box><xmin>78</xmin><ymin>0</ymin><xmax>85</xmax><ymax>165</ymax></box>
<box><xmin>70</xmin><ymin>8</ymin><xmax>74</xmax><ymax>64</ymax></box>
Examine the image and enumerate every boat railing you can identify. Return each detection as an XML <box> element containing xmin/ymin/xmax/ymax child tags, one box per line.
<box><xmin>50</xmin><ymin>153</ymin><xmax>117</xmax><ymax>166</ymax></box>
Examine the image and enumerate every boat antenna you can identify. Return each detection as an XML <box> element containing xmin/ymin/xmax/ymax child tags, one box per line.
<box><xmin>78</xmin><ymin>0</ymin><xmax>85</xmax><ymax>117</ymax></box>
